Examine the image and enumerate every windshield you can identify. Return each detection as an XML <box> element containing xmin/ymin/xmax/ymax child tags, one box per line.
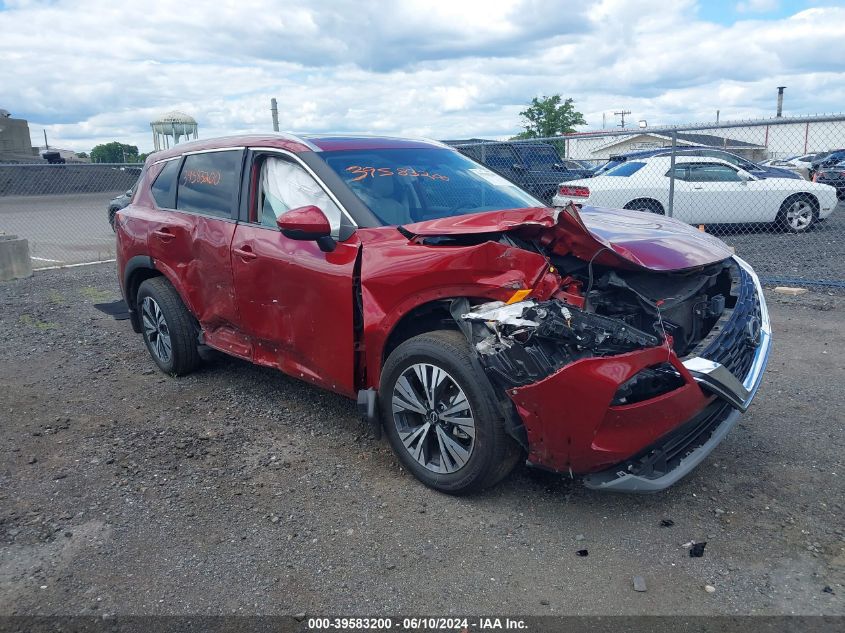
<box><xmin>322</xmin><ymin>147</ymin><xmax>543</xmax><ymax>225</ymax></box>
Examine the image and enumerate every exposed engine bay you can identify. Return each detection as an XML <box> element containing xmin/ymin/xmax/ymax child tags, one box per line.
<box><xmin>461</xmin><ymin>252</ymin><xmax>737</xmax><ymax>404</ymax></box>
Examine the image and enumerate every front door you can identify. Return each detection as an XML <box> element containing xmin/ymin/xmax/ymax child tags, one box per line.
<box><xmin>230</xmin><ymin>152</ymin><xmax>360</xmax><ymax>397</ymax></box>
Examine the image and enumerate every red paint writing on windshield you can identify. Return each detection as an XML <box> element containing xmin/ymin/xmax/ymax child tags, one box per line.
<box><xmin>181</xmin><ymin>170</ymin><xmax>222</xmax><ymax>186</ymax></box>
<box><xmin>345</xmin><ymin>166</ymin><xmax>449</xmax><ymax>182</ymax></box>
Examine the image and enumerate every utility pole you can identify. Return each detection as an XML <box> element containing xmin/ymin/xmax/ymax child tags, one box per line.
<box><xmin>614</xmin><ymin>109</ymin><xmax>632</xmax><ymax>128</ymax></box>
<box><xmin>270</xmin><ymin>98</ymin><xmax>279</xmax><ymax>132</ymax></box>
<box><xmin>602</xmin><ymin>113</ymin><xmax>606</xmax><ymax>129</ymax></box>
<box><xmin>716</xmin><ymin>110</ymin><xmax>720</xmax><ymax>124</ymax></box>
<box><xmin>43</xmin><ymin>129</ymin><xmax>48</xmax><ymax>150</ymax></box>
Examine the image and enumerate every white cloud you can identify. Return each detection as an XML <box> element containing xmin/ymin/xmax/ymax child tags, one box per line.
<box><xmin>0</xmin><ymin>0</ymin><xmax>842</xmax><ymax>153</ymax></box>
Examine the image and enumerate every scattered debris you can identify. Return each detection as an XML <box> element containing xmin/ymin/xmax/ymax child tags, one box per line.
<box><xmin>823</xmin><ymin>586</ymin><xmax>835</xmax><ymax>595</ymax></box>
<box><xmin>576</xmin><ymin>549</ymin><xmax>589</xmax><ymax>557</ymax></box>
<box><xmin>690</xmin><ymin>542</ymin><xmax>707</xmax><ymax>558</ymax></box>
<box><xmin>660</xmin><ymin>519</ymin><xmax>675</xmax><ymax>528</ymax></box>
<box><xmin>540</xmin><ymin>599</ymin><xmax>550</xmax><ymax>605</ymax></box>
<box><xmin>632</xmin><ymin>576</ymin><xmax>647</xmax><ymax>592</ymax></box>
<box><xmin>575</xmin><ymin>534</ymin><xmax>585</xmax><ymax>541</ymax></box>
<box><xmin>774</xmin><ymin>286</ymin><xmax>808</xmax><ymax>296</ymax></box>
<box><xmin>294</xmin><ymin>613</ymin><xmax>306</xmax><ymax>622</ymax></box>
<box><xmin>704</xmin><ymin>585</ymin><xmax>716</xmax><ymax>593</ymax></box>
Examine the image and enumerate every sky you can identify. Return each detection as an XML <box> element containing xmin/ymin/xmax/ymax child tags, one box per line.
<box><xmin>1</xmin><ymin>0</ymin><xmax>844</xmax><ymax>153</ymax></box>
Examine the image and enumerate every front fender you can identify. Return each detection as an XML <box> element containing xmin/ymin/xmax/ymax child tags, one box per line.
<box><xmin>357</xmin><ymin>228</ymin><xmax>551</xmax><ymax>388</ymax></box>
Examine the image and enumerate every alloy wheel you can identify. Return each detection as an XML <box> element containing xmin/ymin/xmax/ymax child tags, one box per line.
<box><xmin>141</xmin><ymin>296</ymin><xmax>172</xmax><ymax>364</ymax></box>
<box><xmin>391</xmin><ymin>363</ymin><xmax>476</xmax><ymax>474</ymax></box>
<box><xmin>785</xmin><ymin>199</ymin><xmax>814</xmax><ymax>231</ymax></box>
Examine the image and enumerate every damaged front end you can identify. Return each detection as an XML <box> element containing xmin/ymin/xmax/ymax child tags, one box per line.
<box><xmin>457</xmin><ymin>256</ymin><xmax>770</xmax><ymax>491</ymax></box>
<box><xmin>395</xmin><ymin>205</ymin><xmax>771</xmax><ymax>491</ymax></box>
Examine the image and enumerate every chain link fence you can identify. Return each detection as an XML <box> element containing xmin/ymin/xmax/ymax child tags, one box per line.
<box><xmin>0</xmin><ymin>163</ymin><xmax>141</xmax><ymax>268</ymax></box>
<box><xmin>2</xmin><ymin>116</ymin><xmax>844</xmax><ymax>288</ymax></box>
<box><xmin>452</xmin><ymin>115</ymin><xmax>845</xmax><ymax>289</ymax></box>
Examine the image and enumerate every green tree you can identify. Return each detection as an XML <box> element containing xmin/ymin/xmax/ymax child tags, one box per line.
<box><xmin>90</xmin><ymin>141</ymin><xmax>139</xmax><ymax>164</ymax></box>
<box><xmin>512</xmin><ymin>95</ymin><xmax>586</xmax><ymax>139</ymax></box>
<box><xmin>76</xmin><ymin>151</ymin><xmax>88</xmax><ymax>158</ymax></box>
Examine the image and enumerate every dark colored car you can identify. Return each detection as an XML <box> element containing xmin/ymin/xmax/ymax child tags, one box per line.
<box><xmin>811</xmin><ymin>149</ymin><xmax>845</xmax><ymax>175</ymax></box>
<box><xmin>115</xmin><ymin>134</ymin><xmax>771</xmax><ymax>494</ymax></box>
<box><xmin>108</xmin><ymin>184</ymin><xmax>137</xmax><ymax>231</ymax></box>
<box><xmin>456</xmin><ymin>142</ymin><xmax>594</xmax><ymax>203</ymax></box>
<box><xmin>595</xmin><ymin>148</ymin><xmax>801</xmax><ymax>180</ymax></box>
<box><xmin>814</xmin><ymin>161</ymin><xmax>845</xmax><ymax>200</ymax></box>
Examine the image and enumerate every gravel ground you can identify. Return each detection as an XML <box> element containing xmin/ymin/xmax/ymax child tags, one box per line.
<box><xmin>1</xmin><ymin>264</ymin><xmax>844</xmax><ymax>617</ymax></box>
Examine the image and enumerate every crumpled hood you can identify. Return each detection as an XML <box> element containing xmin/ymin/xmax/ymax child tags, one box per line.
<box><xmin>401</xmin><ymin>205</ymin><xmax>734</xmax><ymax>272</ymax></box>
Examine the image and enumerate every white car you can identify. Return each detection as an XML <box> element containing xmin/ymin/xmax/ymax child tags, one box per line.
<box><xmin>552</xmin><ymin>156</ymin><xmax>838</xmax><ymax>233</ymax></box>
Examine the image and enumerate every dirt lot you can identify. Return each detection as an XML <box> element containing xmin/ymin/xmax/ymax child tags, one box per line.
<box><xmin>1</xmin><ymin>263</ymin><xmax>844</xmax><ymax>616</ymax></box>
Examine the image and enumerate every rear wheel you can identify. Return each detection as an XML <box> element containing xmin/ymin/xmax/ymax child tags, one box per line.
<box><xmin>137</xmin><ymin>277</ymin><xmax>201</xmax><ymax>376</ymax></box>
<box><xmin>778</xmin><ymin>194</ymin><xmax>818</xmax><ymax>233</ymax></box>
<box><xmin>624</xmin><ymin>198</ymin><xmax>665</xmax><ymax>214</ymax></box>
<box><xmin>379</xmin><ymin>330</ymin><xmax>521</xmax><ymax>494</ymax></box>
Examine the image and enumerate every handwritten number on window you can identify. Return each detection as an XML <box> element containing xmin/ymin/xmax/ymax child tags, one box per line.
<box><xmin>345</xmin><ymin>166</ymin><xmax>448</xmax><ymax>182</ymax></box>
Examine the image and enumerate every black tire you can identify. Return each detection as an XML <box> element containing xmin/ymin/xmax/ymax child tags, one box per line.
<box><xmin>379</xmin><ymin>330</ymin><xmax>521</xmax><ymax>494</ymax></box>
<box><xmin>777</xmin><ymin>193</ymin><xmax>818</xmax><ymax>233</ymax></box>
<box><xmin>136</xmin><ymin>277</ymin><xmax>201</xmax><ymax>376</ymax></box>
<box><xmin>624</xmin><ymin>198</ymin><xmax>665</xmax><ymax>214</ymax></box>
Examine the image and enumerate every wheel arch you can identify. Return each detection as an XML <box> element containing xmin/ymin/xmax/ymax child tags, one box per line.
<box><xmin>623</xmin><ymin>197</ymin><xmax>665</xmax><ymax>214</ymax></box>
<box><xmin>123</xmin><ymin>256</ymin><xmax>161</xmax><ymax>333</ymax></box>
<box><xmin>380</xmin><ymin>299</ymin><xmax>460</xmax><ymax>367</ymax></box>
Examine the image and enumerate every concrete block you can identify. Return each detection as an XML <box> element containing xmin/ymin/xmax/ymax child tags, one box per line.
<box><xmin>0</xmin><ymin>234</ymin><xmax>33</xmax><ymax>281</ymax></box>
<box><xmin>774</xmin><ymin>286</ymin><xmax>808</xmax><ymax>296</ymax></box>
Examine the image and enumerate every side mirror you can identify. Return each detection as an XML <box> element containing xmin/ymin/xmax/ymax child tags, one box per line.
<box><xmin>277</xmin><ymin>205</ymin><xmax>336</xmax><ymax>252</ymax></box>
<box><xmin>737</xmin><ymin>170</ymin><xmax>752</xmax><ymax>182</ymax></box>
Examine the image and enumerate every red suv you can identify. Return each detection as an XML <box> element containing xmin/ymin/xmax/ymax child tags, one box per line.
<box><xmin>116</xmin><ymin>134</ymin><xmax>771</xmax><ymax>494</ymax></box>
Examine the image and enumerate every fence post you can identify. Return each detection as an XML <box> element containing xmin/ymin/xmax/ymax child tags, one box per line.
<box><xmin>667</xmin><ymin>129</ymin><xmax>677</xmax><ymax>218</ymax></box>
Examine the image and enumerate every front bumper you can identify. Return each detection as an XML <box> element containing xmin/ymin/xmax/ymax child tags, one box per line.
<box><xmin>509</xmin><ymin>256</ymin><xmax>771</xmax><ymax>492</ymax></box>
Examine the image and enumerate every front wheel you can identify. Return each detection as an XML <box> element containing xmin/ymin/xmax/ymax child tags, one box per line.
<box><xmin>778</xmin><ymin>194</ymin><xmax>818</xmax><ymax>233</ymax></box>
<box><xmin>379</xmin><ymin>330</ymin><xmax>521</xmax><ymax>494</ymax></box>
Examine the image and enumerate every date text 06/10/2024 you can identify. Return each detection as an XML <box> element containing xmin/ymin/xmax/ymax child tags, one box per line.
<box><xmin>307</xmin><ymin>617</ymin><xmax>529</xmax><ymax>631</ymax></box>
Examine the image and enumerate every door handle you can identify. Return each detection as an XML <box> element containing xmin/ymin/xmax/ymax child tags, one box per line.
<box><xmin>693</xmin><ymin>186</ymin><xmax>703</xmax><ymax>190</ymax></box>
<box><xmin>152</xmin><ymin>228</ymin><xmax>175</xmax><ymax>241</ymax></box>
<box><xmin>233</xmin><ymin>246</ymin><xmax>258</xmax><ymax>261</ymax></box>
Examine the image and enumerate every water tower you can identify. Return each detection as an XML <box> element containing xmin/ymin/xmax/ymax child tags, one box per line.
<box><xmin>150</xmin><ymin>111</ymin><xmax>198</xmax><ymax>151</ymax></box>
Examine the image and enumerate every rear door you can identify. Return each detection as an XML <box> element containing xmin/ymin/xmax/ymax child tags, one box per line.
<box><xmin>230</xmin><ymin>150</ymin><xmax>360</xmax><ymax>397</ymax></box>
<box><xmin>146</xmin><ymin>148</ymin><xmax>248</xmax><ymax>356</ymax></box>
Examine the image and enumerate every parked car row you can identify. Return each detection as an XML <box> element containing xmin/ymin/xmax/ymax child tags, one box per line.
<box><xmin>553</xmin><ymin>155</ymin><xmax>839</xmax><ymax>233</ymax></box>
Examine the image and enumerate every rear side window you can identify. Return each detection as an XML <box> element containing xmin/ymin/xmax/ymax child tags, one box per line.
<box><xmin>176</xmin><ymin>151</ymin><xmax>241</xmax><ymax>218</ymax></box>
<box><xmin>150</xmin><ymin>159</ymin><xmax>180</xmax><ymax>208</ymax></box>
<box><xmin>605</xmin><ymin>161</ymin><xmax>646</xmax><ymax>177</ymax></box>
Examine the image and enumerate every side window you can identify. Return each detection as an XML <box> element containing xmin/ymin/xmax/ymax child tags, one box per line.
<box><xmin>176</xmin><ymin>151</ymin><xmax>241</xmax><ymax>218</ymax></box>
<box><xmin>150</xmin><ymin>159</ymin><xmax>180</xmax><ymax>208</ymax></box>
<box><xmin>687</xmin><ymin>163</ymin><xmax>743</xmax><ymax>182</ymax></box>
<box><xmin>258</xmin><ymin>156</ymin><xmax>342</xmax><ymax>235</ymax></box>
<box><xmin>666</xmin><ymin>165</ymin><xmax>689</xmax><ymax>181</ymax></box>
